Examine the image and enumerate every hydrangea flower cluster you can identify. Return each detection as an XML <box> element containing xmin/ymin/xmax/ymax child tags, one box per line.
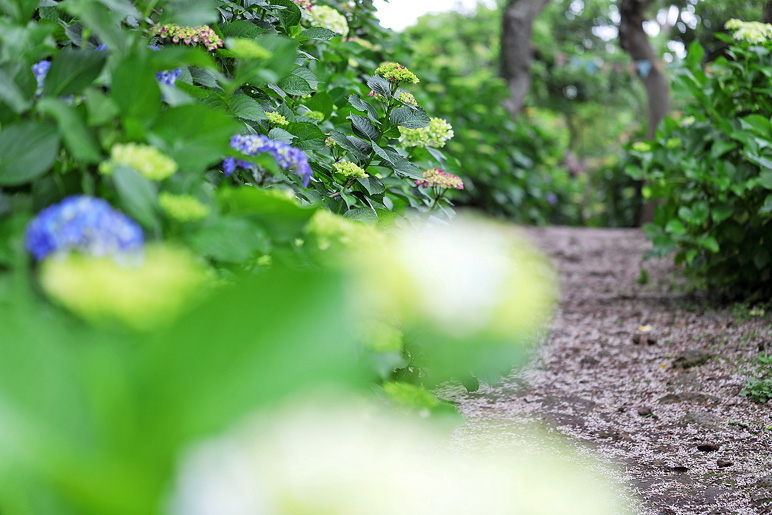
<box><xmin>150</xmin><ymin>24</ymin><xmax>224</xmax><ymax>51</ymax></box>
<box><xmin>307</xmin><ymin>6</ymin><xmax>349</xmax><ymax>37</ymax></box>
<box><xmin>159</xmin><ymin>192</ymin><xmax>211</xmax><ymax>222</ymax></box>
<box><xmin>375</xmin><ymin>62</ymin><xmax>419</xmax><ymax>85</ymax></box>
<box><xmin>291</xmin><ymin>0</ymin><xmax>312</xmax><ymax>9</ymax></box>
<box><xmin>266</xmin><ymin>112</ymin><xmax>290</xmax><ymax>126</ymax></box>
<box><xmin>333</xmin><ymin>161</ymin><xmax>368</xmax><ymax>179</ymax></box>
<box><xmin>399</xmin><ymin>118</ymin><xmax>454</xmax><ymax>148</ymax></box>
<box><xmin>99</xmin><ymin>143</ymin><xmax>178</xmax><ymax>181</ymax></box>
<box><xmin>367</xmin><ymin>89</ymin><xmax>418</xmax><ymax>107</ymax></box>
<box><xmin>224</xmin><ymin>134</ymin><xmax>313</xmax><ymax>187</ymax></box>
<box><xmin>32</xmin><ymin>59</ymin><xmax>50</xmax><ymax>96</ymax></box>
<box><xmin>726</xmin><ymin>19</ymin><xmax>772</xmax><ymax>44</ymax></box>
<box><xmin>25</xmin><ymin>196</ymin><xmax>144</xmax><ymax>261</ymax></box>
<box><xmin>156</xmin><ymin>68</ymin><xmax>182</xmax><ymax>87</ymax></box>
<box><xmin>414</xmin><ymin>169</ymin><xmax>464</xmax><ymax>190</ymax></box>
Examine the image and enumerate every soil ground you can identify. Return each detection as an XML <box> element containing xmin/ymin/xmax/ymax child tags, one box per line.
<box><xmin>439</xmin><ymin>227</ymin><xmax>772</xmax><ymax>515</ymax></box>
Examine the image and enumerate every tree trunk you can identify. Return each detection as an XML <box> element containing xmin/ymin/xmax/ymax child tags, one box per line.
<box><xmin>619</xmin><ymin>0</ymin><xmax>670</xmax><ymax>225</ymax></box>
<box><xmin>618</xmin><ymin>0</ymin><xmax>670</xmax><ymax>140</ymax></box>
<box><xmin>500</xmin><ymin>0</ymin><xmax>550</xmax><ymax>116</ymax></box>
<box><xmin>764</xmin><ymin>1</ymin><xmax>772</xmax><ymax>24</ymax></box>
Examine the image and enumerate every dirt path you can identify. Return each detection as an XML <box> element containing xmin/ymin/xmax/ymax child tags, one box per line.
<box><xmin>439</xmin><ymin>227</ymin><xmax>772</xmax><ymax>515</ymax></box>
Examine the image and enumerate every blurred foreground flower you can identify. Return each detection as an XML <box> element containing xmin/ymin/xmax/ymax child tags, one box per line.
<box><xmin>725</xmin><ymin>19</ymin><xmax>772</xmax><ymax>44</ymax></box>
<box><xmin>100</xmin><ymin>143</ymin><xmax>178</xmax><ymax>181</ymax></box>
<box><xmin>355</xmin><ymin>216</ymin><xmax>557</xmax><ymax>384</ymax></box>
<box><xmin>159</xmin><ymin>192</ymin><xmax>211</xmax><ymax>222</ymax></box>
<box><xmin>306</xmin><ymin>6</ymin><xmax>349</xmax><ymax>37</ymax></box>
<box><xmin>25</xmin><ymin>196</ymin><xmax>144</xmax><ymax>261</ymax></box>
<box><xmin>40</xmin><ymin>245</ymin><xmax>211</xmax><ymax>330</ymax></box>
<box><xmin>224</xmin><ymin>134</ymin><xmax>312</xmax><ymax>187</ymax></box>
<box><xmin>399</xmin><ymin>117</ymin><xmax>454</xmax><ymax>148</ymax></box>
<box><xmin>32</xmin><ymin>59</ymin><xmax>50</xmax><ymax>95</ymax></box>
<box><xmin>171</xmin><ymin>402</ymin><xmax>631</xmax><ymax>515</ymax></box>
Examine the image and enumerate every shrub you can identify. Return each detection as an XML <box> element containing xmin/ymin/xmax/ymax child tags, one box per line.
<box><xmin>628</xmin><ymin>21</ymin><xmax>772</xmax><ymax>297</ymax></box>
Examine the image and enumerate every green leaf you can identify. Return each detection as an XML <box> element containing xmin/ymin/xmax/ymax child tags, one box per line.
<box><xmin>685</xmin><ymin>41</ymin><xmax>704</xmax><ymax>68</ymax></box>
<box><xmin>268</xmin><ymin>127</ymin><xmax>295</xmax><ymax>143</ymax></box>
<box><xmin>699</xmin><ymin>235</ymin><xmax>719</xmax><ymax>253</ymax></box>
<box><xmin>219</xmin><ymin>187</ymin><xmax>316</xmax><ymax>242</ymax></box>
<box><xmin>269</xmin><ymin>0</ymin><xmax>302</xmax><ymax>31</ymax></box>
<box><xmin>349</xmin><ymin>114</ymin><xmax>380</xmax><ymax>141</ymax></box>
<box><xmin>43</xmin><ymin>48</ymin><xmax>106</xmax><ymax>97</ymax></box>
<box><xmin>84</xmin><ymin>88</ymin><xmax>119</xmax><ymax>126</ymax></box>
<box><xmin>691</xmin><ymin>201</ymin><xmax>709</xmax><ymax>225</ymax></box>
<box><xmin>366</xmin><ymin>75</ymin><xmax>391</xmax><ymax>99</ymax></box>
<box><xmin>328</xmin><ymin>131</ymin><xmax>368</xmax><ymax>161</ymax></box>
<box><xmin>665</xmin><ymin>219</ymin><xmax>687</xmax><ymax>235</ymax></box>
<box><xmin>711</xmin><ymin>204</ymin><xmax>734</xmax><ymax>223</ymax></box>
<box><xmin>288</xmin><ymin>122</ymin><xmax>326</xmax><ymax>151</ymax></box>
<box><xmin>304</xmin><ymin>92</ymin><xmax>333</xmax><ymax>118</ymax></box>
<box><xmin>187</xmin><ymin>217</ymin><xmax>269</xmax><ymax>262</ymax></box>
<box><xmin>300</xmin><ymin>27</ymin><xmax>338</xmax><ymax>40</ymax></box>
<box><xmin>759</xmin><ymin>171</ymin><xmax>772</xmax><ymax>190</ymax></box>
<box><xmin>111</xmin><ymin>54</ymin><xmax>161</xmax><ymax>124</ymax></box>
<box><xmin>277</xmin><ymin>74</ymin><xmax>313</xmax><ymax>96</ymax></box>
<box><xmin>150</xmin><ymin>104</ymin><xmax>240</xmax><ymax>173</ymax></box>
<box><xmin>37</xmin><ymin>98</ymin><xmax>102</xmax><ymax>163</ymax></box>
<box><xmin>357</xmin><ymin>176</ymin><xmax>385</xmax><ymax>195</ymax></box>
<box><xmin>711</xmin><ymin>140</ymin><xmax>737</xmax><ymax>158</ymax></box>
<box><xmin>220</xmin><ymin>20</ymin><xmax>269</xmax><ymax>39</ymax></box>
<box><xmin>348</xmin><ymin>94</ymin><xmax>380</xmax><ymax>124</ymax></box>
<box><xmin>760</xmin><ymin>195</ymin><xmax>772</xmax><ymax>214</ymax></box>
<box><xmin>753</xmin><ymin>249</ymin><xmax>770</xmax><ymax>269</ymax></box>
<box><xmin>0</xmin><ymin>121</ymin><xmax>59</xmax><ymax>186</ymax></box>
<box><xmin>228</xmin><ymin>94</ymin><xmax>266</xmax><ymax>121</ymax></box>
<box><xmin>390</xmin><ymin>106</ymin><xmax>430</xmax><ymax>129</ymax></box>
<box><xmin>0</xmin><ymin>69</ymin><xmax>31</xmax><ymax>113</ymax></box>
<box><xmin>111</xmin><ymin>166</ymin><xmax>159</xmax><ymax>230</ymax></box>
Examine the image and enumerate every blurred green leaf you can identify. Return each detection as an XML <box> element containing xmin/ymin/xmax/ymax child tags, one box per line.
<box><xmin>112</xmin><ymin>166</ymin><xmax>159</xmax><ymax>230</ymax></box>
<box><xmin>43</xmin><ymin>49</ymin><xmax>106</xmax><ymax>97</ymax></box>
<box><xmin>0</xmin><ymin>122</ymin><xmax>59</xmax><ymax>186</ymax></box>
<box><xmin>37</xmin><ymin>98</ymin><xmax>101</xmax><ymax>163</ymax></box>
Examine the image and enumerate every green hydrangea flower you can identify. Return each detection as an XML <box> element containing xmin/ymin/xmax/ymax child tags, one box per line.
<box><xmin>305</xmin><ymin>210</ymin><xmax>382</xmax><ymax>253</ymax></box>
<box><xmin>99</xmin><ymin>143</ymin><xmax>178</xmax><ymax>181</ymax></box>
<box><xmin>333</xmin><ymin>161</ymin><xmax>368</xmax><ymax>178</ymax></box>
<box><xmin>398</xmin><ymin>118</ymin><xmax>454</xmax><ymax>148</ymax></box>
<box><xmin>159</xmin><ymin>192</ymin><xmax>211</xmax><ymax>222</ymax></box>
<box><xmin>631</xmin><ymin>142</ymin><xmax>652</xmax><ymax>153</ymax></box>
<box><xmin>266</xmin><ymin>111</ymin><xmax>290</xmax><ymax>127</ymax></box>
<box><xmin>227</xmin><ymin>38</ymin><xmax>271</xmax><ymax>59</ymax></box>
<box><xmin>375</xmin><ymin>62</ymin><xmax>419</xmax><ymax>85</ymax></box>
<box><xmin>726</xmin><ymin>19</ymin><xmax>772</xmax><ymax>44</ymax></box>
<box><xmin>307</xmin><ymin>6</ymin><xmax>349</xmax><ymax>37</ymax></box>
<box><xmin>665</xmin><ymin>138</ymin><xmax>681</xmax><ymax>149</ymax></box>
<box><xmin>40</xmin><ymin>245</ymin><xmax>211</xmax><ymax>331</ymax></box>
<box><xmin>304</xmin><ymin>110</ymin><xmax>325</xmax><ymax>121</ymax></box>
<box><xmin>396</xmin><ymin>90</ymin><xmax>418</xmax><ymax>107</ymax></box>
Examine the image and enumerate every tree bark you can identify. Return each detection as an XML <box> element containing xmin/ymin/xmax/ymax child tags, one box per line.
<box><xmin>618</xmin><ymin>0</ymin><xmax>670</xmax><ymax>140</ymax></box>
<box><xmin>500</xmin><ymin>0</ymin><xmax>550</xmax><ymax>116</ymax></box>
<box><xmin>764</xmin><ymin>1</ymin><xmax>772</xmax><ymax>24</ymax></box>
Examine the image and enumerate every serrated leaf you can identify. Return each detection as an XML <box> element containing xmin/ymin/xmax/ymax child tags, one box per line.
<box><xmin>220</xmin><ymin>20</ymin><xmax>268</xmax><ymax>39</ymax></box>
<box><xmin>348</xmin><ymin>94</ymin><xmax>380</xmax><ymax>124</ymax></box>
<box><xmin>366</xmin><ymin>75</ymin><xmax>391</xmax><ymax>99</ymax></box>
<box><xmin>300</xmin><ymin>27</ymin><xmax>337</xmax><ymax>40</ymax></box>
<box><xmin>349</xmin><ymin>114</ymin><xmax>380</xmax><ymax>141</ymax></box>
<box><xmin>229</xmin><ymin>94</ymin><xmax>266</xmax><ymax>121</ymax></box>
<box><xmin>277</xmin><ymin>74</ymin><xmax>313</xmax><ymax>96</ymax></box>
<box><xmin>390</xmin><ymin>106</ymin><xmax>430</xmax><ymax>129</ymax></box>
<box><xmin>268</xmin><ymin>127</ymin><xmax>295</xmax><ymax>143</ymax></box>
<box><xmin>287</xmin><ymin>122</ymin><xmax>326</xmax><ymax>150</ymax></box>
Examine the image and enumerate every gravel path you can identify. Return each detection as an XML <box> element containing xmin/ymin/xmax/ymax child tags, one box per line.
<box><xmin>439</xmin><ymin>227</ymin><xmax>772</xmax><ymax>515</ymax></box>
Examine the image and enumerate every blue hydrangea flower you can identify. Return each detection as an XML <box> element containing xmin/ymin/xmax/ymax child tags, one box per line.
<box><xmin>25</xmin><ymin>196</ymin><xmax>144</xmax><ymax>261</ymax></box>
<box><xmin>156</xmin><ymin>68</ymin><xmax>182</xmax><ymax>87</ymax></box>
<box><xmin>225</xmin><ymin>134</ymin><xmax>313</xmax><ymax>187</ymax></box>
<box><xmin>546</xmin><ymin>193</ymin><xmax>558</xmax><ymax>206</ymax></box>
<box><xmin>32</xmin><ymin>60</ymin><xmax>50</xmax><ymax>96</ymax></box>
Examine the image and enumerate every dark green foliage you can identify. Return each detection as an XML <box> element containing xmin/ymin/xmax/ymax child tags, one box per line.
<box><xmin>629</xmin><ymin>34</ymin><xmax>772</xmax><ymax>297</ymax></box>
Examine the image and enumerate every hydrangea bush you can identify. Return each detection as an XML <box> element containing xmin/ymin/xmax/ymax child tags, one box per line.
<box><xmin>0</xmin><ymin>2</ymin><xmax>561</xmax><ymax>513</ymax></box>
<box><xmin>627</xmin><ymin>20</ymin><xmax>772</xmax><ymax>297</ymax></box>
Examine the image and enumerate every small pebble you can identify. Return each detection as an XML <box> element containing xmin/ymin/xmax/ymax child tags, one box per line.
<box><xmin>717</xmin><ymin>458</ymin><xmax>733</xmax><ymax>468</ymax></box>
<box><xmin>632</xmin><ymin>334</ymin><xmax>641</xmax><ymax>344</ymax></box>
<box><xmin>637</xmin><ymin>407</ymin><xmax>652</xmax><ymax>416</ymax></box>
<box><xmin>698</xmin><ymin>443</ymin><xmax>720</xmax><ymax>452</ymax></box>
